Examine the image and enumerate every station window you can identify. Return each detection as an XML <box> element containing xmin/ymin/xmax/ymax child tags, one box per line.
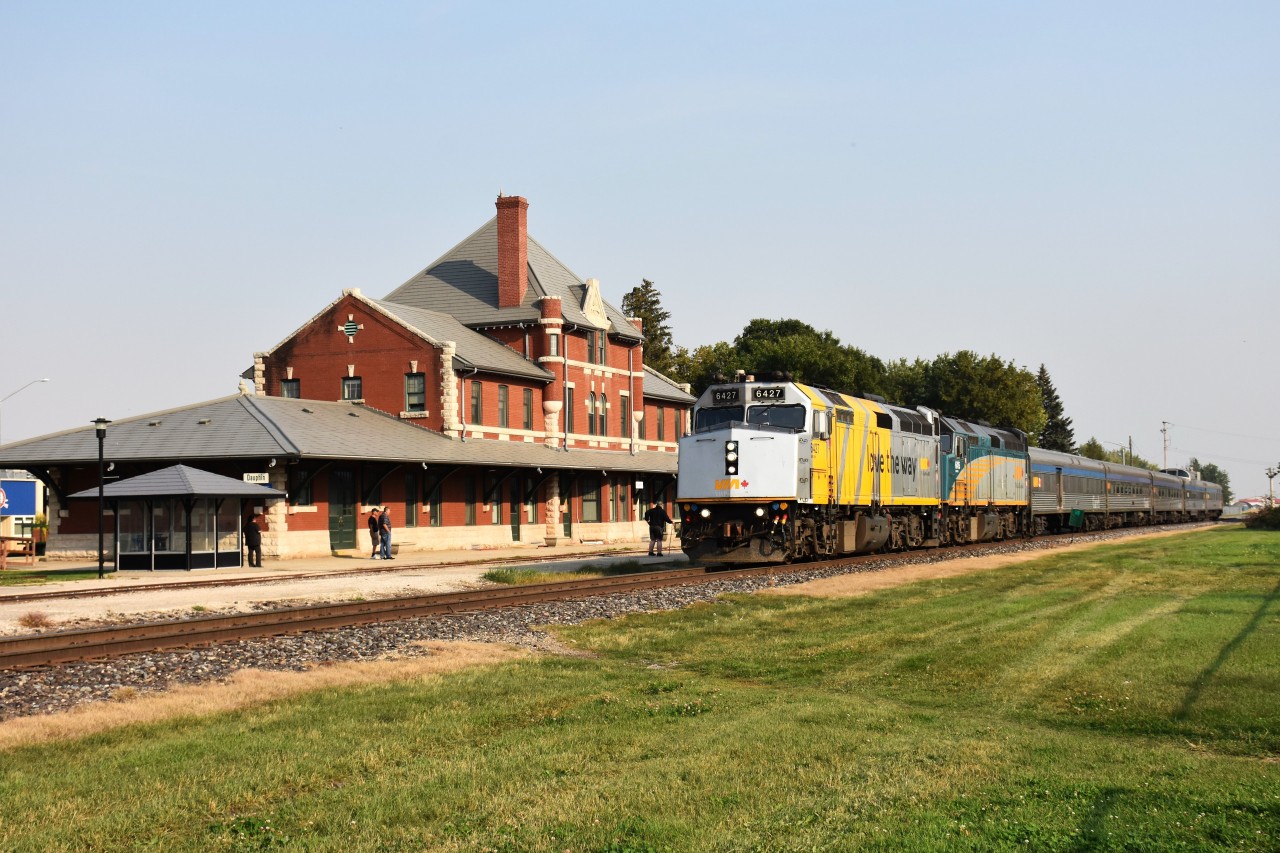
<box><xmin>471</xmin><ymin>381</ymin><xmax>483</xmax><ymax>425</ymax></box>
<box><xmin>498</xmin><ymin>385</ymin><xmax>509</xmax><ymax>428</ymax></box>
<box><xmin>341</xmin><ymin>377</ymin><xmax>362</xmax><ymax>401</ymax></box>
<box><xmin>281</xmin><ymin>379</ymin><xmax>300</xmax><ymax>398</ymax></box>
<box><xmin>523</xmin><ymin>388</ymin><xmax>533</xmax><ymax>430</ymax></box>
<box><xmin>405</xmin><ymin>373</ymin><xmax>426</xmax><ymax>412</ymax></box>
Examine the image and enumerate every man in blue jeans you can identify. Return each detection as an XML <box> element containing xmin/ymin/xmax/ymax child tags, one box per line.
<box><xmin>379</xmin><ymin>507</ymin><xmax>394</xmax><ymax>560</ymax></box>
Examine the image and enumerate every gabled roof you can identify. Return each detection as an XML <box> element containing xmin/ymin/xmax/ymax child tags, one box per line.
<box><xmin>643</xmin><ymin>366</ymin><xmax>696</xmax><ymax>404</ymax></box>
<box><xmin>70</xmin><ymin>464</ymin><xmax>285</xmax><ymax>499</ymax></box>
<box><xmin>369</xmin><ymin>299</ymin><xmax>552</xmax><ymax>381</ymax></box>
<box><xmin>382</xmin><ymin>217</ymin><xmax>642</xmax><ymax>341</ymax></box>
<box><xmin>257</xmin><ymin>289</ymin><xmax>552</xmax><ymax>383</ymax></box>
<box><xmin>0</xmin><ymin>395</ymin><xmax>677</xmax><ymax>475</ymax></box>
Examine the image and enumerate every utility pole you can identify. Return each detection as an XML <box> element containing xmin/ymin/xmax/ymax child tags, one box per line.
<box><xmin>1161</xmin><ymin>422</ymin><xmax>1169</xmax><ymax>469</ymax></box>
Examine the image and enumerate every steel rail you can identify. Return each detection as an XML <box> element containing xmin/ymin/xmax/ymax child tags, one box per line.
<box><xmin>0</xmin><ymin>566</ymin><xmax>720</xmax><ymax>670</ymax></box>
<box><xmin>0</xmin><ymin>549</ymin><xmax>652</xmax><ymax>605</ymax></box>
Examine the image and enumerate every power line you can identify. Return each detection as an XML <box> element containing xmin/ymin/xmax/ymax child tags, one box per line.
<box><xmin>1167</xmin><ymin>422</ymin><xmax>1274</xmax><ymax>443</ymax></box>
<box><xmin>1170</xmin><ymin>447</ymin><xmax>1276</xmax><ymax>466</ymax></box>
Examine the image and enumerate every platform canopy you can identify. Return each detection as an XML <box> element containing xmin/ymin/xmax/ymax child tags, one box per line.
<box><xmin>69</xmin><ymin>463</ymin><xmax>285</xmax><ymax>500</ymax></box>
<box><xmin>70</xmin><ymin>465</ymin><xmax>284</xmax><ymax>570</ymax></box>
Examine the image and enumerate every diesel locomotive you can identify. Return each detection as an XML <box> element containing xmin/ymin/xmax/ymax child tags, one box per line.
<box><xmin>675</xmin><ymin>375</ymin><xmax>1223</xmax><ymax>565</ymax></box>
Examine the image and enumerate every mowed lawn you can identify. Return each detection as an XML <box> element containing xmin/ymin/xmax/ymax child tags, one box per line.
<box><xmin>1</xmin><ymin>528</ymin><xmax>1277</xmax><ymax>851</ymax></box>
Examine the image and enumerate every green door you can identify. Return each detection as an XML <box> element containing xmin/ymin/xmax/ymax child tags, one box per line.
<box><xmin>510</xmin><ymin>477</ymin><xmax>522</xmax><ymax>542</ymax></box>
<box><xmin>328</xmin><ymin>469</ymin><xmax>356</xmax><ymax>550</ymax></box>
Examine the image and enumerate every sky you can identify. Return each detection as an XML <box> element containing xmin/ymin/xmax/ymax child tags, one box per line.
<box><xmin>2</xmin><ymin>2</ymin><xmax>1277</xmax><ymax>497</ymax></box>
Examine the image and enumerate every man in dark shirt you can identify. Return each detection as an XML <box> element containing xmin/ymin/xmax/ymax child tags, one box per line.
<box><xmin>379</xmin><ymin>507</ymin><xmax>394</xmax><ymax>560</ymax></box>
<box><xmin>368</xmin><ymin>508</ymin><xmax>381</xmax><ymax>559</ymax></box>
<box><xmin>643</xmin><ymin>499</ymin><xmax>673</xmax><ymax>556</ymax></box>
<box><xmin>243</xmin><ymin>514</ymin><xmax>263</xmax><ymax>568</ymax></box>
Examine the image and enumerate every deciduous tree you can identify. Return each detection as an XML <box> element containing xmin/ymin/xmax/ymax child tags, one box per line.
<box><xmin>1190</xmin><ymin>458</ymin><xmax>1233</xmax><ymax>504</ymax></box>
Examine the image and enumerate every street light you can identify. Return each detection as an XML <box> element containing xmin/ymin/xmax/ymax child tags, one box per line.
<box><xmin>1101</xmin><ymin>440</ymin><xmax>1131</xmax><ymax>466</ymax></box>
<box><xmin>0</xmin><ymin>378</ymin><xmax>51</xmax><ymax>446</ymax></box>
<box><xmin>93</xmin><ymin>417</ymin><xmax>112</xmax><ymax>579</ymax></box>
<box><xmin>1266</xmin><ymin>465</ymin><xmax>1279</xmax><ymax>510</ymax></box>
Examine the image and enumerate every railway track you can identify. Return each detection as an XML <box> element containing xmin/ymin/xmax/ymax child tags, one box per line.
<box><xmin>0</xmin><ymin>548</ymin><xmax>652</xmax><ymax>605</ymax></box>
<box><xmin>0</xmin><ymin>564</ymin><xmax>767</xmax><ymax>670</ymax></box>
<box><xmin>0</xmin><ymin>523</ymin><xmax>1221</xmax><ymax>671</ymax></box>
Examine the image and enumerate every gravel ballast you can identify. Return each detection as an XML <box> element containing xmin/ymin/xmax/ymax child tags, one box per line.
<box><xmin>0</xmin><ymin>526</ymin><xmax>1215</xmax><ymax>722</ymax></box>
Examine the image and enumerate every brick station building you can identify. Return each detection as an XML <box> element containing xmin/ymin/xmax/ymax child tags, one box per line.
<box><xmin>0</xmin><ymin>196</ymin><xmax>693</xmax><ymax>561</ymax></box>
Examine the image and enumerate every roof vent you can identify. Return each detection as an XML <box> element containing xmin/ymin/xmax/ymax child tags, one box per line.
<box><xmin>302</xmin><ymin>407</ymin><xmax>314</xmax><ymax>414</ymax></box>
<box><xmin>197</xmin><ymin>418</ymin><xmax>212</xmax><ymax>425</ymax></box>
<box><xmin>348</xmin><ymin>412</ymin><xmax>360</xmax><ymax>417</ymax></box>
<box><xmin>148</xmin><ymin>420</ymin><xmax>162</xmax><ymax>427</ymax></box>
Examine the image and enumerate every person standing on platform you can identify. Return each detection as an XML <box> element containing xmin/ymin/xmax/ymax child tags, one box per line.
<box><xmin>644</xmin><ymin>499</ymin><xmax>673</xmax><ymax>556</ymax></box>
<box><xmin>243</xmin><ymin>513</ymin><xmax>263</xmax><ymax>568</ymax></box>
<box><xmin>379</xmin><ymin>506</ymin><xmax>394</xmax><ymax>560</ymax></box>
<box><xmin>368</xmin><ymin>508</ymin><xmax>382</xmax><ymax>559</ymax></box>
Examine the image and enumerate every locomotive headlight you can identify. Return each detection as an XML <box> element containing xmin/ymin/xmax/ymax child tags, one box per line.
<box><xmin>755</xmin><ymin>507</ymin><xmax>766</xmax><ymax>517</ymax></box>
<box><xmin>724</xmin><ymin>440</ymin><xmax>740</xmax><ymax>476</ymax></box>
<box><xmin>700</xmin><ymin>508</ymin><xmax>712</xmax><ymax>519</ymax></box>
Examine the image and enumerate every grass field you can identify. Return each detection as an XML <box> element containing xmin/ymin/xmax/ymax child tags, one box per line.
<box><xmin>0</xmin><ymin>567</ymin><xmax>102</xmax><ymax>587</ymax></box>
<box><xmin>1</xmin><ymin>527</ymin><xmax>1277</xmax><ymax>851</ymax></box>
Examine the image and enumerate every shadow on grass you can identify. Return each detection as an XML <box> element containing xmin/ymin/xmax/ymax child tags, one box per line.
<box><xmin>483</xmin><ymin>559</ymin><xmax>667</xmax><ymax>585</ymax></box>
<box><xmin>1174</xmin><ymin>577</ymin><xmax>1280</xmax><ymax>721</ymax></box>
<box><xmin>1068</xmin><ymin>787</ymin><xmax>1126</xmax><ymax>852</ymax></box>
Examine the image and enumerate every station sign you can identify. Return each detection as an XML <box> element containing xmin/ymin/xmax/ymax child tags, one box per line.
<box><xmin>243</xmin><ymin>473</ymin><xmax>270</xmax><ymax>485</ymax></box>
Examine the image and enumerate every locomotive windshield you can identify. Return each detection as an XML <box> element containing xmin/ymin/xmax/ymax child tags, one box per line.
<box><xmin>747</xmin><ymin>404</ymin><xmax>806</xmax><ymax>431</ymax></box>
<box><xmin>695</xmin><ymin>406</ymin><xmax>744</xmax><ymax>432</ymax></box>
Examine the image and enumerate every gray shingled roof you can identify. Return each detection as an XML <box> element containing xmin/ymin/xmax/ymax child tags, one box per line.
<box><xmin>0</xmin><ymin>395</ymin><xmax>676</xmax><ymax>475</ymax></box>
<box><xmin>643</xmin><ymin>366</ymin><xmax>696</xmax><ymax>404</ymax></box>
<box><xmin>370</xmin><ymin>299</ymin><xmax>552</xmax><ymax>382</ymax></box>
<box><xmin>69</xmin><ymin>464</ymin><xmax>285</xmax><ymax>499</ymax></box>
<box><xmin>383</xmin><ymin>217</ymin><xmax>643</xmax><ymax>341</ymax></box>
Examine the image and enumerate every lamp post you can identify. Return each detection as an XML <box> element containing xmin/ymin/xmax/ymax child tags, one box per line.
<box><xmin>1102</xmin><ymin>440</ymin><xmax>1132</xmax><ymax>466</ymax></box>
<box><xmin>0</xmin><ymin>378</ymin><xmax>51</xmax><ymax>446</ymax></box>
<box><xmin>93</xmin><ymin>417</ymin><xmax>112</xmax><ymax>578</ymax></box>
<box><xmin>1267</xmin><ymin>465</ymin><xmax>1279</xmax><ymax>510</ymax></box>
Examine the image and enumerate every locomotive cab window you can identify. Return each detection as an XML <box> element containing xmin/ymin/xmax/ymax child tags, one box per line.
<box><xmin>746</xmin><ymin>404</ymin><xmax>806</xmax><ymax>431</ymax></box>
<box><xmin>694</xmin><ymin>406</ymin><xmax>744</xmax><ymax>432</ymax></box>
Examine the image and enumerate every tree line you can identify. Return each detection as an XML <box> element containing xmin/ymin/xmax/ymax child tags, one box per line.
<box><xmin>623</xmin><ymin>279</ymin><xmax>1232</xmax><ymax>502</ymax></box>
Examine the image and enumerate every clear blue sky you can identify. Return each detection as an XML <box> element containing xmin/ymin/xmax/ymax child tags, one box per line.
<box><xmin>2</xmin><ymin>2</ymin><xmax>1277</xmax><ymax>496</ymax></box>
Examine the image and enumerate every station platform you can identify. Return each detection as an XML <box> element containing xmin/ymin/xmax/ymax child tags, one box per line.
<box><xmin>2</xmin><ymin>540</ymin><xmax>688</xmax><ymax>597</ymax></box>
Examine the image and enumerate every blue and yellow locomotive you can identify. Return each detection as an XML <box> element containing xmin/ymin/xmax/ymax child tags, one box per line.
<box><xmin>676</xmin><ymin>375</ymin><xmax>1222</xmax><ymax>565</ymax></box>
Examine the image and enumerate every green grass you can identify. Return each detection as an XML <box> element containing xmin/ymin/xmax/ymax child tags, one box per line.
<box><xmin>0</xmin><ymin>567</ymin><xmax>104</xmax><ymax>587</ymax></box>
<box><xmin>482</xmin><ymin>558</ymin><xmax>660</xmax><ymax>585</ymax></box>
<box><xmin>2</xmin><ymin>528</ymin><xmax>1278</xmax><ymax>850</ymax></box>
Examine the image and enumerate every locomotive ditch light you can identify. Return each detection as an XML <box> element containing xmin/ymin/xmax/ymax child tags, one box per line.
<box><xmin>755</xmin><ymin>507</ymin><xmax>766</xmax><ymax>517</ymax></box>
<box><xmin>700</xmin><ymin>508</ymin><xmax>712</xmax><ymax>518</ymax></box>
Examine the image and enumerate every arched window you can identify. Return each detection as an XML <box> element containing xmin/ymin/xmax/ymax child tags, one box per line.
<box><xmin>598</xmin><ymin>394</ymin><xmax>608</xmax><ymax>436</ymax></box>
<box><xmin>587</xmin><ymin>393</ymin><xmax>597</xmax><ymax>435</ymax></box>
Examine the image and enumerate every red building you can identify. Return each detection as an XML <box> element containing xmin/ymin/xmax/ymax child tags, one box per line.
<box><xmin>0</xmin><ymin>196</ymin><xmax>693</xmax><ymax>560</ymax></box>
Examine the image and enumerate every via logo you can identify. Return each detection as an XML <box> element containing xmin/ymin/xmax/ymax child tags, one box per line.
<box><xmin>714</xmin><ymin>478</ymin><xmax>750</xmax><ymax>490</ymax></box>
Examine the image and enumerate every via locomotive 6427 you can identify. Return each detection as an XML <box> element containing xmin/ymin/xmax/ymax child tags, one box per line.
<box><xmin>675</xmin><ymin>376</ymin><xmax>1223</xmax><ymax>565</ymax></box>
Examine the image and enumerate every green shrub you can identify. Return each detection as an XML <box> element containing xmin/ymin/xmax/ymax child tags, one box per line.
<box><xmin>1244</xmin><ymin>506</ymin><xmax>1280</xmax><ymax>529</ymax></box>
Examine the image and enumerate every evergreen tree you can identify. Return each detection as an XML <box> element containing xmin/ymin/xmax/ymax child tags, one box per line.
<box><xmin>621</xmin><ymin>279</ymin><xmax>678</xmax><ymax>378</ymax></box>
<box><xmin>1036</xmin><ymin>364</ymin><xmax>1075</xmax><ymax>451</ymax></box>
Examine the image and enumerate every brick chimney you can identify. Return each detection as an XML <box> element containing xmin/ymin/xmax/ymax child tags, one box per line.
<box><xmin>496</xmin><ymin>195</ymin><xmax>529</xmax><ymax>308</ymax></box>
